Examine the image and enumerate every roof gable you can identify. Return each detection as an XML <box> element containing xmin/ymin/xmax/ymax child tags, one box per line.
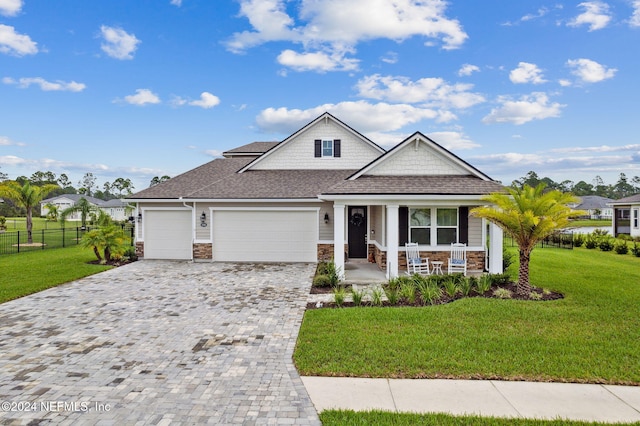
<box><xmin>349</xmin><ymin>132</ymin><xmax>493</xmax><ymax>181</ymax></box>
<box><xmin>222</xmin><ymin>141</ymin><xmax>280</xmax><ymax>158</ymax></box>
<box><xmin>239</xmin><ymin>112</ymin><xmax>385</xmax><ymax>172</ymax></box>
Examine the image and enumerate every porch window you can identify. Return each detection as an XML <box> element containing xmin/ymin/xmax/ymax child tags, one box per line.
<box><xmin>633</xmin><ymin>209</ymin><xmax>639</xmax><ymax>229</ymax></box>
<box><xmin>409</xmin><ymin>208</ymin><xmax>431</xmax><ymax>244</ymax></box>
<box><xmin>437</xmin><ymin>208</ymin><xmax>458</xmax><ymax>244</ymax></box>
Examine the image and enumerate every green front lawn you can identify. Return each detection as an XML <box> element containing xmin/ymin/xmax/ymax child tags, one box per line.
<box><xmin>320</xmin><ymin>410</ymin><xmax>640</xmax><ymax>426</ymax></box>
<box><xmin>0</xmin><ymin>246</ymin><xmax>112</xmax><ymax>303</ymax></box>
<box><xmin>568</xmin><ymin>219</ymin><xmax>611</xmax><ymax>228</ymax></box>
<box><xmin>294</xmin><ymin>247</ymin><xmax>640</xmax><ymax>384</ymax></box>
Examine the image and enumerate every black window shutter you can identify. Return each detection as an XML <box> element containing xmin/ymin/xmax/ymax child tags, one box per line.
<box><xmin>399</xmin><ymin>206</ymin><xmax>409</xmax><ymax>246</ymax></box>
<box><xmin>314</xmin><ymin>139</ymin><xmax>321</xmax><ymax>157</ymax></box>
<box><xmin>333</xmin><ymin>139</ymin><xmax>341</xmax><ymax>157</ymax></box>
<box><xmin>459</xmin><ymin>207</ymin><xmax>469</xmax><ymax>244</ymax></box>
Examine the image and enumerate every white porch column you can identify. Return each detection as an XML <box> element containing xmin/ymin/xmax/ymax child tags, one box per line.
<box><xmin>488</xmin><ymin>222</ymin><xmax>504</xmax><ymax>274</ymax></box>
<box><xmin>386</xmin><ymin>204</ymin><xmax>399</xmax><ymax>279</ymax></box>
<box><xmin>333</xmin><ymin>204</ymin><xmax>346</xmax><ymax>280</ymax></box>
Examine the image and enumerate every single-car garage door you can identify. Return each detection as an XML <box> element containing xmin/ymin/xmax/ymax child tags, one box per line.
<box><xmin>212</xmin><ymin>210</ymin><xmax>317</xmax><ymax>262</ymax></box>
<box><xmin>144</xmin><ymin>210</ymin><xmax>193</xmax><ymax>260</ymax></box>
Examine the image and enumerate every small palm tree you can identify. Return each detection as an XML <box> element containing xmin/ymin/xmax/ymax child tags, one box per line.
<box><xmin>60</xmin><ymin>197</ymin><xmax>101</xmax><ymax>229</ymax></box>
<box><xmin>44</xmin><ymin>203</ymin><xmax>59</xmax><ymax>222</ymax></box>
<box><xmin>471</xmin><ymin>184</ymin><xmax>581</xmax><ymax>295</ymax></box>
<box><xmin>0</xmin><ymin>181</ymin><xmax>59</xmax><ymax>243</ymax></box>
<box><xmin>81</xmin><ymin>225</ymin><xmax>127</xmax><ymax>262</ymax></box>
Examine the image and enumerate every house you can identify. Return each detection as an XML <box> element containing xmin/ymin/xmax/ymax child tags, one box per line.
<box><xmin>608</xmin><ymin>194</ymin><xmax>640</xmax><ymax>238</ymax></box>
<box><xmin>128</xmin><ymin>113</ymin><xmax>505</xmax><ymax>278</ymax></box>
<box><xmin>571</xmin><ymin>195</ymin><xmax>614</xmax><ymax>220</ymax></box>
<box><xmin>40</xmin><ymin>194</ymin><xmax>132</xmax><ymax>222</ymax></box>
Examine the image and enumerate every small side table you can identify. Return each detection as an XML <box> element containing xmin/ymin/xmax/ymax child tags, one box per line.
<box><xmin>431</xmin><ymin>261</ymin><xmax>444</xmax><ymax>275</ymax></box>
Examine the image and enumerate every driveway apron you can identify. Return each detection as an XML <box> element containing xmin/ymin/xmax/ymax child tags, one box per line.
<box><xmin>0</xmin><ymin>261</ymin><xmax>320</xmax><ymax>425</ymax></box>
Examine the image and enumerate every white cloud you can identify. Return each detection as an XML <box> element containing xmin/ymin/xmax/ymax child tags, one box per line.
<box><xmin>0</xmin><ymin>24</ymin><xmax>38</xmax><ymax>56</ymax></box>
<box><xmin>458</xmin><ymin>64</ymin><xmax>480</xmax><ymax>77</ymax></box>
<box><xmin>3</xmin><ymin>77</ymin><xmax>86</xmax><ymax>92</ymax></box>
<box><xmin>509</xmin><ymin>62</ymin><xmax>547</xmax><ymax>84</ymax></box>
<box><xmin>631</xmin><ymin>0</ymin><xmax>640</xmax><ymax>26</ymax></box>
<box><xmin>551</xmin><ymin>144</ymin><xmax>640</xmax><ymax>153</ymax></box>
<box><xmin>566</xmin><ymin>58</ymin><xmax>616</xmax><ymax>83</ymax></box>
<box><xmin>0</xmin><ymin>136</ymin><xmax>25</xmax><ymax>146</ymax></box>
<box><xmin>381</xmin><ymin>51</ymin><xmax>398</xmax><ymax>64</ymax></box>
<box><xmin>502</xmin><ymin>6</ymin><xmax>555</xmax><ymax>26</ymax></box>
<box><xmin>122</xmin><ymin>89</ymin><xmax>161</xmax><ymax>106</ymax></box>
<box><xmin>427</xmin><ymin>131</ymin><xmax>480</xmax><ymax>150</ymax></box>
<box><xmin>277</xmin><ymin>49</ymin><xmax>359</xmax><ymax>72</ymax></box>
<box><xmin>100</xmin><ymin>25</ymin><xmax>140</xmax><ymax>60</ymax></box>
<box><xmin>355</xmin><ymin>74</ymin><xmax>485</xmax><ymax>110</ymax></box>
<box><xmin>567</xmin><ymin>1</ymin><xmax>612</xmax><ymax>31</ymax></box>
<box><xmin>482</xmin><ymin>92</ymin><xmax>565</xmax><ymax>125</ymax></box>
<box><xmin>189</xmin><ymin>92</ymin><xmax>220</xmax><ymax>109</ymax></box>
<box><xmin>256</xmin><ymin>101</ymin><xmax>443</xmax><ymax>134</ymax></box>
<box><xmin>226</xmin><ymin>0</ymin><xmax>467</xmax><ymax>71</ymax></box>
<box><xmin>170</xmin><ymin>0</ymin><xmax>183</xmax><ymax>6</ymax></box>
<box><xmin>0</xmin><ymin>0</ymin><xmax>22</xmax><ymax>16</ymax></box>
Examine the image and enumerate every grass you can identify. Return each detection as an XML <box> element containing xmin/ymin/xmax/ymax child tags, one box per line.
<box><xmin>0</xmin><ymin>217</ymin><xmax>68</xmax><ymax>231</ymax></box>
<box><xmin>0</xmin><ymin>245</ymin><xmax>112</xmax><ymax>303</ymax></box>
<box><xmin>320</xmin><ymin>410</ymin><xmax>640</xmax><ymax>426</ymax></box>
<box><xmin>294</xmin><ymin>246</ymin><xmax>640</xmax><ymax>385</ymax></box>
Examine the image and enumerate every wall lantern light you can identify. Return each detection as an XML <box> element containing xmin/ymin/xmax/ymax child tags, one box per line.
<box><xmin>324</xmin><ymin>212</ymin><xmax>330</xmax><ymax>224</ymax></box>
<box><xmin>137</xmin><ymin>213</ymin><xmax>142</xmax><ymax>223</ymax></box>
<box><xmin>200</xmin><ymin>211</ymin><xmax>207</xmax><ymax>227</ymax></box>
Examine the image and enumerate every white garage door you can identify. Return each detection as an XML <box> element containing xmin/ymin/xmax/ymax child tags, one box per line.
<box><xmin>144</xmin><ymin>210</ymin><xmax>193</xmax><ymax>260</ymax></box>
<box><xmin>212</xmin><ymin>210</ymin><xmax>317</xmax><ymax>262</ymax></box>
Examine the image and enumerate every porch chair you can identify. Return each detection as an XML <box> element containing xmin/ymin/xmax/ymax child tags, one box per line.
<box><xmin>404</xmin><ymin>243</ymin><xmax>430</xmax><ymax>275</ymax></box>
<box><xmin>448</xmin><ymin>243</ymin><xmax>467</xmax><ymax>276</ymax></box>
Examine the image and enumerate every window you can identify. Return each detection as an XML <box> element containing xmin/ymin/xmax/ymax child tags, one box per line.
<box><xmin>409</xmin><ymin>208</ymin><xmax>431</xmax><ymax>244</ymax></box>
<box><xmin>408</xmin><ymin>208</ymin><xmax>458</xmax><ymax>245</ymax></box>
<box><xmin>322</xmin><ymin>140</ymin><xmax>333</xmax><ymax>157</ymax></box>
<box><xmin>634</xmin><ymin>209</ymin><xmax>639</xmax><ymax>229</ymax></box>
<box><xmin>437</xmin><ymin>208</ymin><xmax>458</xmax><ymax>244</ymax></box>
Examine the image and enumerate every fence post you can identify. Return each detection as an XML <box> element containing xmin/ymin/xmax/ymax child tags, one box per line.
<box><xmin>17</xmin><ymin>230</ymin><xmax>20</xmax><ymax>253</ymax></box>
<box><xmin>42</xmin><ymin>229</ymin><xmax>45</xmax><ymax>250</ymax></box>
<box><xmin>62</xmin><ymin>227</ymin><xmax>65</xmax><ymax>248</ymax></box>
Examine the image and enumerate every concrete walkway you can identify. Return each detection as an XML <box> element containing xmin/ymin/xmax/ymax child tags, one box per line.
<box><xmin>302</xmin><ymin>376</ymin><xmax>640</xmax><ymax>423</ymax></box>
<box><xmin>0</xmin><ymin>261</ymin><xmax>320</xmax><ymax>425</ymax></box>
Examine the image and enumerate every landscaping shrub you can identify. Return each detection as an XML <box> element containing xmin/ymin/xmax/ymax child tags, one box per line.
<box><xmin>316</xmin><ymin>261</ymin><xmax>341</xmax><ymax>286</ymax></box>
<box><xmin>632</xmin><ymin>242</ymin><xmax>640</xmax><ymax>258</ymax></box>
<box><xmin>614</xmin><ymin>240</ymin><xmax>629</xmax><ymax>255</ymax></box>
<box><xmin>572</xmin><ymin>233</ymin><xmax>584</xmax><ymax>248</ymax></box>
<box><xmin>384</xmin><ymin>287</ymin><xmax>399</xmax><ymax>305</ymax></box>
<box><xmin>493</xmin><ymin>287</ymin><xmax>512</xmax><ymax>299</ymax></box>
<box><xmin>502</xmin><ymin>247</ymin><xmax>514</xmax><ymax>270</ymax></box>
<box><xmin>584</xmin><ymin>234</ymin><xmax>598</xmax><ymax>249</ymax></box>
<box><xmin>371</xmin><ymin>288</ymin><xmax>384</xmax><ymax>306</ymax></box>
<box><xmin>313</xmin><ymin>274</ymin><xmax>332</xmax><ymax>287</ymax></box>
<box><xmin>459</xmin><ymin>277</ymin><xmax>474</xmax><ymax>297</ymax></box>
<box><xmin>351</xmin><ymin>288</ymin><xmax>365</xmax><ymax>306</ymax></box>
<box><xmin>442</xmin><ymin>276</ymin><xmax>459</xmax><ymax>298</ymax></box>
<box><xmin>333</xmin><ymin>287</ymin><xmax>346</xmax><ymax>307</ymax></box>
<box><xmin>488</xmin><ymin>273</ymin><xmax>511</xmax><ymax>286</ymax></box>
<box><xmin>475</xmin><ymin>274</ymin><xmax>492</xmax><ymax>294</ymax></box>
<box><xmin>598</xmin><ymin>237</ymin><xmax>614</xmax><ymax>252</ymax></box>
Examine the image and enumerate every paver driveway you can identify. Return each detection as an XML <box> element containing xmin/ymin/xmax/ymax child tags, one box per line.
<box><xmin>0</xmin><ymin>261</ymin><xmax>320</xmax><ymax>425</ymax></box>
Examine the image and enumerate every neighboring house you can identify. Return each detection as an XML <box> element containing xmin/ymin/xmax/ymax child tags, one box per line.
<box><xmin>571</xmin><ymin>195</ymin><xmax>614</xmax><ymax>220</ymax></box>
<box><xmin>40</xmin><ymin>194</ymin><xmax>132</xmax><ymax>222</ymax></box>
<box><xmin>608</xmin><ymin>194</ymin><xmax>640</xmax><ymax>238</ymax></box>
<box><xmin>128</xmin><ymin>112</ymin><xmax>505</xmax><ymax>278</ymax></box>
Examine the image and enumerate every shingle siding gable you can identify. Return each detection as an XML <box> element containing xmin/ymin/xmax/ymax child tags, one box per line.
<box><xmin>366</xmin><ymin>140</ymin><xmax>467</xmax><ymax>176</ymax></box>
<box><xmin>250</xmin><ymin>119</ymin><xmax>380</xmax><ymax>170</ymax></box>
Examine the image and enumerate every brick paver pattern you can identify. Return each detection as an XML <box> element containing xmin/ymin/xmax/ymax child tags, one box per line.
<box><xmin>0</xmin><ymin>261</ymin><xmax>320</xmax><ymax>425</ymax></box>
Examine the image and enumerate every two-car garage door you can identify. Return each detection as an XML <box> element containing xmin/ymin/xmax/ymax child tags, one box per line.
<box><xmin>212</xmin><ymin>210</ymin><xmax>317</xmax><ymax>262</ymax></box>
<box><xmin>143</xmin><ymin>209</ymin><xmax>318</xmax><ymax>262</ymax></box>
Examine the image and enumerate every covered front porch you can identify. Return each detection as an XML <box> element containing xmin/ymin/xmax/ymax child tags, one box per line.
<box><xmin>323</xmin><ymin>199</ymin><xmax>504</xmax><ymax>280</ymax></box>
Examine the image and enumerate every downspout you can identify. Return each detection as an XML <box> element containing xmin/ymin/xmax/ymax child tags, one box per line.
<box><xmin>180</xmin><ymin>198</ymin><xmax>195</xmax><ymax>260</ymax></box>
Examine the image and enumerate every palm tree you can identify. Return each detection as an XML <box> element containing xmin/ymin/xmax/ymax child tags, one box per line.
<box><xmin>60</xmin><ymin>197</ymin><xmax>102</xmax><ymax>229</ymax></box>
<box><xmin>0</xmin><ymin>181</ymin><xmax>59</xmax><ymax>243</ymax></box>
<box><xmin>44</xmin><ymin>203</ymin><xmax>59</xmax><ymax>222</ymax></box>
<box><xmin>470</xmin><ymin>184</ymin><xmax>580</xmax><ymax>295</ymax></box>
<box><xmin>81</xmin><ymin>225</ymin><xmax>127</xmax><ymax>262</ymax></box>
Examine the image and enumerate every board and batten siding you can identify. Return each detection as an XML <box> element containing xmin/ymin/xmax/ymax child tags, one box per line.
<box><xmin>249</xmin><ymin>119</ymin><xmax>380</xmax><ymax>170</ymax></box>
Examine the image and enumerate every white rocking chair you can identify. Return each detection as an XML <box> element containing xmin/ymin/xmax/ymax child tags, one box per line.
<box><xmin>405</xmin><ymin>243</ymin><xmax>430</xmax><ymax>275</ymax></box>
<box><xmin>448</xmin><ymin>243</ymin><xmax>467</xmax><ymax>276</ymax></box>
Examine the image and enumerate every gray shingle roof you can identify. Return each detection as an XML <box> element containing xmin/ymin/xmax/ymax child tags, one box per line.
<box><xmin>324</xmin><ymin>175</ymin><xmax>505</xmax><ymax>195</ymax></box>
<box><xmin>575</xmin><ymin>195</ymin><xmax>613</xmax><ymax>210</ymax></box>
<box><xmin>609</xmin><ymin>193</ymin><xmax>640</xmax><ymax>205</ymax></box>
<box><xmin>222</xmin><ymin>142</ymin><xmax>280</xmax><ymax>157</ymax></box>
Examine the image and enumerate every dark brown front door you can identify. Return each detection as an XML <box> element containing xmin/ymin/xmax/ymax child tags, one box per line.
<box><xmin>348</xmin><ymin>206</ymin><xmax>367</xmax><ymax>258</ymax></box>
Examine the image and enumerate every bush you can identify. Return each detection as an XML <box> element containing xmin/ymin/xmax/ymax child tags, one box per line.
<box><xmin>585</xmin><ymin>234</ymin><xmax>598</xmax><ymax>249</ymax></box>
<box><xmin>632</xmin><ymin>242</ymin><xmax>640</xmax><ymax>258</ymax></box>
<box><xmin>598</xmin><ymin>238</ymin><xmax>614</xmax><ymax>252</ymax></box>
<box><xmin>572</xmin><ymin>233</ymin><xmax>584</xmax><ymax>248</ymax></box>
<box><xmin>488</xmin><ymin>273</ymin><xmax>511</xmax><ymax>286</ymax></box>
<box><xmin>614</xmin><ymin>240</ymin><xmax>629</xmax><ymax>255</ymax></box>
<box><xmin>503</xmin><ymin>247</ymin><xmax>514</xmax><ymax>271</ymax></box>
<box><xmin>475</xmin><ymin>274</ymin><xmax>492</xmax><ymax>294</ymax></box>
<box><xmin>313</xmin><ymin>274</ymin><xmax>332</xmax><ymax>287</ymax></box>
<box><xmin>316</xmin><ymin>261</ymin><xmax>341</xmax><ymax>286</ymax></box>
<box><xmin>333</xmin><ymin>287</ymin><xmax>346</xmax><ymax>307</ymax></box>
<box><xmin>618</xmin><ymin>234</ymin><xmax>633</xmax><ymax>241</ymax></box>
<box><xmin>493</xmin><ymin>288</ymin><xmax>512</xmax><ymax>299</ymax></box>
<box><xmin>351</xmin><ymin>288</ymin><xmax>365</xmax><ymax>306</ymax></box>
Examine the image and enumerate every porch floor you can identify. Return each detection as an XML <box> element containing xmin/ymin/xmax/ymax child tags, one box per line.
<box><xmin>344</xmin><ymin>259</ymin><xmax>387</xmax><ymax>284</ymax></box>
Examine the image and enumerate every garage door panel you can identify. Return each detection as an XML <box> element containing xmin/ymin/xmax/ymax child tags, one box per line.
<box><xmin>213</xmin><ymin>210</ymin><xmax>316</xmax><ymax>262</ymax></box>
<box><xmin>144</xmin><ymin>210</ymin><xmax>192</xmax><ymax>260</ymax></box>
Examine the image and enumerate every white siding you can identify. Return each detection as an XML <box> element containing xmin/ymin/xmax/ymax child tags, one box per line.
<box><xmin>468</xmin><ymin>214</ymin><xmax>483</xmax><ymax>247</ymax></box>
<box><xmin>319</xmin><ymin>201</ymin><xmax>334</xmax><ymax>240</ymax></box>
<box><xmin>369</xmin><ymin>205</ymin><xmax>385</xmax><ymax>246</ymax></box>
<box><xmin>250</xmin><ymin>119</ymin><xmax>380</xmax><ymax>170</ymax></box>
<box><xmin>367</xmin><ymin>140</ymin><xmax>467</xmax><ymax>176</ymax></box>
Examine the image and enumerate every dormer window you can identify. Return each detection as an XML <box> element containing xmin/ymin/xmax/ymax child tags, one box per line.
<box><xmin>314</xmin><ymin>139</ymin><xmax>341</xmax><ymax>158</ymax></box>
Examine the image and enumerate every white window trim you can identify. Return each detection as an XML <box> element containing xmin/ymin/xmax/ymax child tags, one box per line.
<box><xmin>409</xmin><ymin>207</ymin><xmax>459</xmax><ymax>247</ymax></box>
<box><xmin>633</xmin><ymin>208</ymin><xmax>639</xmax><ymax>229</ymax></box>
<box><xmin>321</xmin><ymin>139</ymin><xmax>334</xmax><ymax>158</ymax></box>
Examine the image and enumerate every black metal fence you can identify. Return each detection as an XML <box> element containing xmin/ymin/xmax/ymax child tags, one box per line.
<box><xmin>0</xmin><ymin>225</ymin><xmax>135</xmax><ymax>256</ymax></box>
<box><xmin>506</xmin><ymin>231</ymin><xmax>574</xmax><ymax>250</ymax></box>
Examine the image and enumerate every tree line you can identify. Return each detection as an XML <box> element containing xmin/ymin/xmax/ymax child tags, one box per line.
<box><xmin>512</xmin><ymin>171</ymin><xmax>638</xmax><ymax>199</ymax></box>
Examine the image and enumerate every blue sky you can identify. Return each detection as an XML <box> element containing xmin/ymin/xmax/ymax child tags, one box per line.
<box><xmin>1</xmin><ymin>0</ymin><xmax>638</xmax><ymax>193</ymax></box>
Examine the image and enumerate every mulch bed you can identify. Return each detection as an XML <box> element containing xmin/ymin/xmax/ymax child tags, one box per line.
<box><xmin>88</xmin><ymin>258</ymin><xmax>138</xmax><ymax>267</ymax></box>
<box><xmin>307</xmin><ymin>282</ymin><xmax>564</xmax><ymax>310</ymax></box>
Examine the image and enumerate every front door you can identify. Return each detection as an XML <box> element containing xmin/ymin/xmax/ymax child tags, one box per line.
<box><xmin>348</xmin><ymin>206</ymin><xmax>367</xmax><ymax>258</ymax></box>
